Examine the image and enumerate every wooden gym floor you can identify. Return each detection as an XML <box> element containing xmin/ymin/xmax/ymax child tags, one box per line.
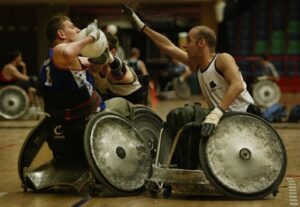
<box><xmin>0</xmin><ymin>93</ymin><xmax>299</xmax><ymax>207</ymax></box>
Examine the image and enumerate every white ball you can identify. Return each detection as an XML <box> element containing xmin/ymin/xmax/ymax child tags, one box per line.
<box><xmin>107</xmin><ymin>24</ymin><xmax>118</xmax><ymax>35</ymax></box>
<box><xmin>77</xmin><ymin>28</ymin><xmax>108</xmax><ymax>58</ymax></box>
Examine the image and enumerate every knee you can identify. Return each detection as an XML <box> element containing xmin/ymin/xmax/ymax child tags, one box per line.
<box><xmin>166</xmin><ymin>107</ymin><xmax>194</xmax><ymax>138</ymax></box>
<box><xmin>104</xmin><ymin>97</ymin><xmax>134</xmax><ymax>120</ymax></box>
<box><xmin>167</xmin><ymin>107</ymin><xmax>194</xmax><ymax>124</ymax></box>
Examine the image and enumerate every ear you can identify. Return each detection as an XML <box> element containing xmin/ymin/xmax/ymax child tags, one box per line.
<box><xmin>111</xmin><ymin>48</ymin><xmax>116</xmax><ymax>56</ymax></box>
<box><xmin>57</xmin><ymin>29</ymin><xmax>66</xmax><ymax>39</ymax></box>
<box><xmin>197</xmin><ymin>39</ymin><xmax>205</xmax><ymax>48</ymax></box>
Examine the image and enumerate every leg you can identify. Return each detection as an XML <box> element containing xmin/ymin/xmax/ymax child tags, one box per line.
<box><xmin>166</xmin><ymin>105</ymin><xmax>195</xmax><ymax>139</ymax></box>
<box><xmin>165</xmin><ymin>105</ymin><xmax>195</xmax><ymax>168</ymax></box>
<box><xmin>166</xmin><ymin>104</ymin><xmax>210</xmax><ymax>169</ymax></box>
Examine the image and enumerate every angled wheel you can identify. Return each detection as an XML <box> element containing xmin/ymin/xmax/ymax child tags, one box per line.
<box><xmin>133</xmin><ymin>105</ymin><xmax>171</xmax><ymax>164</ymax></box>
<box><xmin>199</xmin><ymin>112</ymin><xmax>287</xmax><ymax>199</ymax></box>
<box><xmin>18</xmin><ymin>117</ymin><xmax>49</xmax><ymax>190</ymax></box>
<box><xmin>84</xmin><ymin>112</ymin><xmax>152</xmax><ymax>196</ymax></box>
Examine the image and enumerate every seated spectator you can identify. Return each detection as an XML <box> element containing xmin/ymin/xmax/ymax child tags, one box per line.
<box><xmin>257</xmin><ymin>54</ymin><xmax>279</xmax><ymax>82</ymax></box>
<box><xmin>0</xmin><ymin>50</ymin><xmax>40</xmax><ymax>107</ymax></box>
<box><xmin>159</xmin><ymin>57</ymin><xmax>191</xmax><ymax>91</ymax></box>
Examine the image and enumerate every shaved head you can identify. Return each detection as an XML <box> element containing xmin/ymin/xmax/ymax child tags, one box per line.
<box><xmin>191</xmin><ymin>26</ymin><xmax>216</xmax><ymax>51</ymax></box>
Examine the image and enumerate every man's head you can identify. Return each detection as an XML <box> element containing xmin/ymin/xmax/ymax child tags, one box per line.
<box><xmin>46</xmin><ymin>15</ymin><xmax>80</xmax><ymax>45</ymax></box>
<box><xmin>105</xmin><ymin>32</ymin><xmax>119</xmax><ymax>55</ymax></box>
<box><xmin>130</xmin><ymin>47</ymin><xmax>140</xmax><ymax>58</ymax></box>
<box><xmin>186</xmin><ymin>26</ymin><xmax>216</xmax><ymax>59</ymax></box>
<box><xmin>8</xmin><ymin>50</ymin><xmax>22</xmax><ymax>63</ymax></box>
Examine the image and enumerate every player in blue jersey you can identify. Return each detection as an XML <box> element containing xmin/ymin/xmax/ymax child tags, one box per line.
<box><xmin>40</xmin><ymin>15</ymin><xmax>133</xmax><ymax>164</ymax></box>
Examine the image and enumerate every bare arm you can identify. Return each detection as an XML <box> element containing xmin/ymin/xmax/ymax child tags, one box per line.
<box><xmin>138</xmin><ymin>60</ymin><xmax>148</xmax><ymax>75</ymax></box>
<box><xmin>19</xmin><ymin>61</ymin><xmax>27</xmax><ymax>75</ymax></box>
<box><xmin>6</xmin><ymin>65</ymin><xmax>29</xmax><ymax>82</ymax></box>
<box><xmin>143</xmin><ymin>27</ymin><xmax>189</xmax><ymax>66</ymax></box>
<box><xmin>216</xmin><ymin>53</ymin><xmax>244</xmax><ymax>111</ymax></box>
<box><xmin>53</xmin><ymin>36</ymin><xmax>94</xmax><ymax>70</ymax></box>
<box><xmin>122</xmin><ymin>4</ymin><xmax>189</xmax><ymax>67</ymax></box>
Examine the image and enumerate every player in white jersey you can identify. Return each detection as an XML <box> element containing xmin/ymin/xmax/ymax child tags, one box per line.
<box><xmin>122</xmin><ymin>4</ymin><xmax>261</xmax><ymax>141</ymax></box>
<box><xmin>90</xmin><ymin>32</ymin><xmax>145</xmax><ymax>104</ymax></box>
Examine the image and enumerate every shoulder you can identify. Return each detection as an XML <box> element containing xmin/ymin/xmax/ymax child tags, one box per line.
<box><xmin>52</xmin><ymin>43</ymin><xmax>72</xmax><ymax>68</ymax></box>
<box><xmin>216</xmin><ymin>52</ymin><xmax>237</xmax><ymax>70</ymax></box>
<box><xmin>3</xmin><ymin>64</ymin><xmax>16</xmax><ymax>72</ymax></box>
<box><xmin>53</xmin><ymin>43</ymin><xmax>68</xmax><ymax>55</ymax></box>
<box><xmin>138</xmin><ymin>59</ymin><xmax>145</xmax><ymax>64</ymax></box>
<box><xmin>217</xmin><ymin>52</ymin><xmax>235</xmax><ymax>63</ymax></box>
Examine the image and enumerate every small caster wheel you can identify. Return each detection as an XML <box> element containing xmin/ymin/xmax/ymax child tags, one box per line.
<box><xmin>22</xmin><ymin>176</ymin><xmax>34</xmax><ymax>192</ymax></box>
<box><xmin>22</xmin><ymin>182</ymin><xmax>28</xmax><ymax>192</ymax></box>
<box><xmin>272</xmin><ymin>190</ymin><xmax>279</xmax><ymax>197</ymax></box>
<box><xmin>146</xmin><ymin>182</ymin><xmax>159</xmax><ymax>197</ymax></box>
<box><xmin>89</xmin><ymin>179</ymin><xmax>105</xmax><ymax>197</ymax></box>
<box><xmin>162</xmin><ymin>186</ymin><xmax>172</xmax><ymax>199</ymax></box>
<box><xmin>148</xmin><ymin>189</ymin><xmax>159</xmax><ymax>197</ymax></box>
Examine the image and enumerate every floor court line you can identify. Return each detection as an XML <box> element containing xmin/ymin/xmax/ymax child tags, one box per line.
<box><xmin>0</xmin><ymin>144</ymin><xmax>17</xmax><ymax>151</ymax></box>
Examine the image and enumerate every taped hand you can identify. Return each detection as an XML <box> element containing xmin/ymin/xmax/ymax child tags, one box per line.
<box><xmin>121</xmin><ymin>4</ymin><xmax>146</xmax><ymax>32</ymax></box>
<box><xmin>201</xmin><ymin>106</ymin><xmax>224</xmax><ymax>138</ymax></box>
<box><xmin>86</xmin><ymin>20</ymin><xmax>100</xmax><ymax>41</ymax></box>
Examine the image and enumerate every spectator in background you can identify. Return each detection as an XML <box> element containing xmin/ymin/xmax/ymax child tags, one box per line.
<box><xmin>126</xmin><ymin>47</ymin><xmax>155</xmax><ymax>105</ymax></box>
<box><xmin>0</xmin><ymin>50</ymin><xmax>39</xmax><ymax>107</ymax></box>
<box><xmin>0</xmin><ymin>50</ymin><xmax>29</xmax><ymax>85</ymax></box>
<box><xmin>169</xmin><ymin>57</ymin><xmax>192</xmax><ymax>88</ymax></box>
<box><xmin>160</xmin><ymin>57</ymin><xmax>191</xmax><ymax>91</ymax></box>
<box><xmin>127</xmin><ymin>47</ymin><xmax>148</xmax><ymax>76</ymax></box>
<box><xmin>257</xmin><ymin>54</ymin><xmax>279</xmax><ymax>82</ymax></box>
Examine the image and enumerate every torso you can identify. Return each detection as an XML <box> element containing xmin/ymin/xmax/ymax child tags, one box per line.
<box><xmin>197</xmin><ymin>54</ymin><xmax>254</xmax><ymax>112</ymax></box>
<box><xmin>0</xmin><ymin>65</ymin><xmax>17</xmax><ymax>83</ymax></box>
<box><xmin>40</xmin><ymin>49</ymin><xmax>94</xmax><ymax>96</ymax></box>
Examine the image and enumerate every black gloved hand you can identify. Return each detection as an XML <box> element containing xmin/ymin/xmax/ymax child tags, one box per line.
<box><xmin>121</xmin><ymin>4</ymin><xmax>146</xmax><ymax>32</ymax></box>
<box><xmin>85</xmin><ymin>20</ymin><xmax>100</xmax><ymax>41</ymax></box>
<box><xmin>109</xmin><ymin>56</ymin><xmax>125</xmax><ymax>77</ymax></box>
<box><xmin>201</xmin><ymin>106</ymin><xmax>224</xmax><ymax>138</ymax></box>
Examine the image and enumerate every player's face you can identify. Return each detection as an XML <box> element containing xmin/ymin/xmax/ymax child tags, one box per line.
<box><xmin>186</xmin><ymin>28</ymin><xmax>201</xmax><ymax>60</ymax></box>
<box><xmin>60</xmin><ymin>20</ymin><xmax>80</xmax><ymax>42</ymax></box>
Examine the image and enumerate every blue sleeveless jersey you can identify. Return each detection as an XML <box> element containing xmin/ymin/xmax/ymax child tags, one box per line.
<box><xmin>40</xmin><ymin>49</ymin><xmax>94</xmax><ymax>95</ymax></box>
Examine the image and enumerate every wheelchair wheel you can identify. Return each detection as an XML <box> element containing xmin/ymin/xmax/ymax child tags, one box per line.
<box><xmin>199</xmin><ymin>112</ymin><xmax>287</xmax><ymax>199</ymax></box>
<box><xmin>84</xmin><ymin>112</ymin><xmax>152</xmax><ymax>196</ymax></box>
<box><xmin>0</xmin><ymin>85</ymin><xmax>29</xmax><ymax>119</ymax></box>
<box><xmin>18</xmin><ymin>117</ymin><xmax>49</xmax><ymax>190</ymax></box>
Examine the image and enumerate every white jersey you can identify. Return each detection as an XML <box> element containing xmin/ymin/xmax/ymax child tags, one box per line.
<box><xmin>197</xmin><ymin>54</ymin><xmax>254</xmax><ymax>112</ymax></box>
<box><xmin>94</xmin><ymin>65</ymin><xmax>142</xmax><ymax>96</ymax></box>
